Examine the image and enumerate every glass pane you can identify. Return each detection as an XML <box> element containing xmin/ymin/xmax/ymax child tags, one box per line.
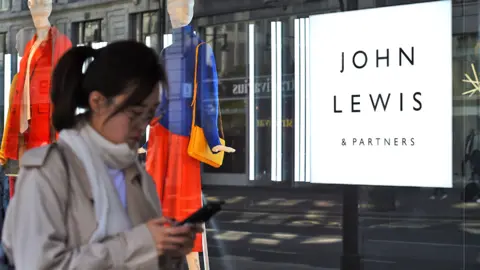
<box><xmin>0</xmin><ymin>0</ymin><xmax>9</xmax><ymax>10</ymax></box>
<box><xmin>21</xmin><ymin>0</ymin><xmax>27</xmax><ymax>10</ymax></box>
<box><xmin>203</xmin><ymin>22</ymin><xmax>247</xmax><ymax>174</ymax></box>
<box><xmin>280</xmin><ymin>17</ymin><xmax>295</xmax><ymax>184</ymax></box>
<box><xmin>253</xmin><ymin>19</ymin><xmax>273</xmax><ymax>181</ymax></box>
<box><xmin>2</xmin><ymin>1</ymin><xmax>480</xmax><ymax>270</ymax></box>
<box><xmin>142</xmin><ymin>12</ymin><xmax>158</xmax><ymax>51</ymax></box>
<box><xmin>84</xmin><ymin>20</ymin><xmax>101</xmax><ymax>43</ymax></box>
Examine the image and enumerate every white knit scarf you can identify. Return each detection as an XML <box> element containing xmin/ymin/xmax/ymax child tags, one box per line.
<box><xmin>59</xmin><ymin>123</ymin><xmax>161</xmax><ymax>243</ymax></box>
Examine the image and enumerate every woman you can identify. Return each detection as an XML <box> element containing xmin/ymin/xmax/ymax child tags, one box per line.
<box><xmin>2</xmin><ymin>41</ymin><xmax>202</xmax><ymax>269</ymax></box>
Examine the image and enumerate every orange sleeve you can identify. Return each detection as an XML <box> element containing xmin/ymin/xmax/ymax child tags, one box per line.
<box><xmin>0</xmin><ymin>74</ymin><xmax>19</xmax><ymax>165</ymax></box>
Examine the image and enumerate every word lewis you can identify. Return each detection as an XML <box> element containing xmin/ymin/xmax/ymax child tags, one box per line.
<box><xmin>340</xmin><ymin>47</ymin><xmax>415</xmax><ymax>73</ymax></box>
<box><xmin>333</xmin><ymin>92</ymin><xmax>422</xmax><ymax>113</ymax></box>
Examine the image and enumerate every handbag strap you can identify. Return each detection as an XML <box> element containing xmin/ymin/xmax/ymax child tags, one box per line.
<box><xmin>191</xmin><ymin>42</ymin><xmax>225</xmax><ymax>139</ymax></box>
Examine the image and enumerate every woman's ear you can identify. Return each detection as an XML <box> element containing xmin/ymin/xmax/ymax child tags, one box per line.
<box><xmin>88</xmin><ymin>91</ymin><xmax>108</xmax><ymax>114</ymax></box>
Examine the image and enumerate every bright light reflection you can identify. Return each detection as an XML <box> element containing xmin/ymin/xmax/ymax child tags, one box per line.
<box><xmin>225</xmin><ymin>196</ymin><xmax>245</xmax><ymax>204</ymax></box>
<box><xmin>313</xmin><ymin>200</ymin><xmax>336</xmax><ymax>207</ymax></box>
<box><xmin>4</xmin><ymin>54</ymin><xmax>11</xmax><ymax>127</ymax></box>
<box><xmin>250</xmin><ymin>238</ymin><xmax>280</xmax><ymax>245</ymax></box>
<box><xmin>301</xmin><ymin>236</ymin><xmax>342</xmax><ymax>244</ymax></box>
<box><xmin>277</xmin><ymin>199</ymin><xmax>305</xmax><ymax>206</ymax></box>
<box><xmin>213</xmin><ymin>231</ymin><xmax>251</xmax><ymax>241</ymax></box>
<box><xmin>271</xmin><ymin>233</ymin><xmax>297</xmax><ymax>240</ymax></box>
<box><xmin>289</xmin><ymin>220</ymin><xmax>321</xmax><ymax>227</ymax></box>
<box><xmin>452</xmin><ymin>202</ymin><xmax>480</xmax><ymax>209</ymax></box>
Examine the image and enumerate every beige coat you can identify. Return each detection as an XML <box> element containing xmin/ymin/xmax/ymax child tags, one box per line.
<box><xmin>2</xmin><ymin>143</ymin><xmax>181</xmax><ymax>269</ymax></box>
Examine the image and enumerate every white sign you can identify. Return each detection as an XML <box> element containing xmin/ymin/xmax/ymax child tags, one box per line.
<box><xmin>309</xmin><ymin>1</ymin><xmax>452</xmax><ymax>187</ymax></box>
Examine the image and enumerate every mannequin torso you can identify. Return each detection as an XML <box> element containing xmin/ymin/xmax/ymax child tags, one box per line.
<box><xmin>3</xmin><ymin>27</ymin><xmax>72</xmax><ymax>161</ymax></box>
<box><xmin>21</xmin><ymin>36</ymin><xmax>44</xmax><ymax>133</ymax></box>
<box><xmin>21</xmin><ymin>27</ymin><xmax>49</xmax><ymax>128</ymax></box>
<box><xmin>147</xmin><ymin>1</ymin><xmax>232</xmax><ymax>270</ymax></box>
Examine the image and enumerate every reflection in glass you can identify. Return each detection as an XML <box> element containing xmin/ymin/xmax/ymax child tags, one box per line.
<box><xmin>253</xmin><ymin>19</ymin><xmax>272</xmax><ymax>181</ymax></box>
<box><xmin>75</xmin><ymin>41</ymin><xmax>107</xmax><ymax>116</ymax></box>
<box><xmin>293</xmin><ymin>17</ymin><xmax>310</xmax><ymax>183</ymax></box>
<box><xmin>142</xmin><ymin>12</ymin><xmax>158</xmax><ymax>52</ymax></box>
<box><xmin>1</xmin><ymin>32</ymin><xmax>7</xmax><ymax>130</ymax></box>
<box><xmin>202</xmin><ymin>22</ymin><xmax>247</xmax><ymax>174</ymax></box>
<box><xmin>3</xmin><ymin>53</ymin><xmax>9</xmax><ymax>130</ymax></box>
<box><xmin>0</xmin><ymin>0</ymin><xmax>9</xmax><ymax>11</ymax></box>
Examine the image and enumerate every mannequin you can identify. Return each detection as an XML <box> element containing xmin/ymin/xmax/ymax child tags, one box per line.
<box><xmin>146</xmin><ymin>0</ymin><xmax>234</xmax><ymax>269</ymax></box>
<box><xmin>3</xmin><ymin>0</ymin><xmax>72</xmax><ymax>163</ymax></box>
<box><xmin>0</xmin><ymin>28</ymin><xmax>31</xmax><ymax>199</ymax></box>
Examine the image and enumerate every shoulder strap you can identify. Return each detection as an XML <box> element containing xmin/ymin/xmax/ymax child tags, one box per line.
<box><xmin>191</xmin><ymin>42</ymin><xmax>225</xmax><ymax>139</ymax></box>
<box><xmin>191</xmin><ymin>42</ymin><xmax>205</xmax><ymax>132</ymax></box>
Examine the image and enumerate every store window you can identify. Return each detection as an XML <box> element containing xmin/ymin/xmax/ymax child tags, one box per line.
<box><xmin>131</xmin><ymin>11</ymin><xmax>159</xmax><ymax>51</ymax></box>
<box><xmin>1</xmin><ymin>0</ymin><xmax>480</xmax><ymax>269</ymax></box>
<box><xmin>247</xmin><ymin>18</ymin><xmax>296</xmax><ymax>184</ymax></box>
<box><xmin>130</xmin><ymin>11</ymin><xmax>161</xmax><ymax>146</ymax></box>
<box><xmin>191</xmin><ymin>1</ymin><xmax>480</xmax><ymax>269</ymax></box>
<box><xmin>0</xmin><ymin>0</ymin><xmax>9</xmax><ymax>11</ymax></box>
<box><xmin>200</xmin><ymin>22</ymin><xmax>248</xmax><ymax>174</ymax></box>
<box><xmin>74</xmin><ymin>19</ymin><xmax>102</xmax><ymax>46</ymax></box>
<box><xmin>73</xmin><ymin>20</ymin><xmax>105</xmax><ymax>116</ymax></box>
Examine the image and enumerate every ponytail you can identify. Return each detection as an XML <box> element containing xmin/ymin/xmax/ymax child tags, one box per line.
<box><xmin>51</xmin><ymin>46</ymin><xmax>96</xmax><ymax>131</ymax></box>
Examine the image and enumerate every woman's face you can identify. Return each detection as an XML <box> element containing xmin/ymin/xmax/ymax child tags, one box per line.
<box><xmin>89</xmin><ymin>84</ymin><xmax>161</xmax><ymax>148</ymax></box>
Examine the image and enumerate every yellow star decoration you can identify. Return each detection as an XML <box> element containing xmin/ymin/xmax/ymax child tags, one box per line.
<box><xmin>462</xmin><ymin>63</ymin><xmax>480</xmax><ymax>97</ymax></box>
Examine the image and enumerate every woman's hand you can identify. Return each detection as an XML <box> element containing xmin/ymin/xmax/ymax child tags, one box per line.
<box><xmin>146</xmin><ymin>217</ymin><xmax>204</xmax><ymax>257</ymax></box>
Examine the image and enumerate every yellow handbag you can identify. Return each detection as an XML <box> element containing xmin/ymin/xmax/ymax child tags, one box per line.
<box><xmin>187</xmin><ymin>42</ymin><xmax>226</xmax><ymax>168</ymax></box>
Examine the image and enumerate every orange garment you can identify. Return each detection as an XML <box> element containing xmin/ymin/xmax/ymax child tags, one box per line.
<box><xmin>146</xmin><ymin>122</ymin><xmax>203</xmax><ymax>252</ymax></box>
<box><xmin>0</xmin><ymin>74</ymin><xmax>18</xmax><ymax>165</ymax></box>
<box><xmin>4</xmin><ymin>27</ymin><xmax>72</xmax><ymax>160</ymax></box>
<box><xmin>9</xmin><ymin>176</ymin><xmax>15</xmax><ymax>199</ymax></box>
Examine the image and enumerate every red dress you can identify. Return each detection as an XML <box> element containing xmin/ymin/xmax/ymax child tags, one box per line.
<box><xmin>146</xmin><ymin>121</ymin><xmax>203</xmax><ymax>252</ymax></box>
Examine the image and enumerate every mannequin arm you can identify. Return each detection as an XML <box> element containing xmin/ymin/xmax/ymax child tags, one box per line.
<box><xmin>199</xmin><ymin>44</ymin><xmax>222</xmax><ymax>149</ymax></box>
<box><xmin>53</xmin><ymin>35</ymin><xmax>72</xmax><ymax>67</ymax></box>
<box><xmin>0</xmin><ymin>74</ymin><xmax>19</xmax><ymax>165</ymax></box>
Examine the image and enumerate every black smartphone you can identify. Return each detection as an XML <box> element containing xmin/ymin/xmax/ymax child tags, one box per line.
<box><xmin>177</xmin><ymin>201</ymin><xmax>225</xmax><ymax>226</ymax></box>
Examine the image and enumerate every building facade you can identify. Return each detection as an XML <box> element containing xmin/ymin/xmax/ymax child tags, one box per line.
<box><xmin>0</xmin><ymin>0</ymin><xmax>477</xmax><ymax>187</ymax></box>
<box><xmin>0</xmin><ymin>0</ymin><xmax>479</xmax><ymax>268</ymax></box>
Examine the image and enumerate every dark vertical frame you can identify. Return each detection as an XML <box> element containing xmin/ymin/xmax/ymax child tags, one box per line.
<box><xmin>71</xmin><ymin>22</ymin><xmax>80</xmax><ymax>46</ymax></box>
<box><xmin>339</xmin><ymin>2</ymin><xmax>361</xmax><ymax>270</ymax></box>
<box><xmin>157</xmin><ymin>0</ymin><xmax>166</xmax><ymax>53</ymax></box>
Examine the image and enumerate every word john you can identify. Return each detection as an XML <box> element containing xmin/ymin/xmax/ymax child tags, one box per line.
<box><xmin>340</xmin><ymin>47</ymin><xmax>414</xmax><ymax>73</ymax></box>
<box><xmin>333</xmin><ymin>92</ymin><xmax>422</xmax><ymax>113</ymax></box>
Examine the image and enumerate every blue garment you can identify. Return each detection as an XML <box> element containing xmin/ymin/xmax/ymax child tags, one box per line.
<box><xmin>158</xmin><ymin>25</ymin><xmax>221</xmax><ymax>149</ymax></box>
<box><xmin>107</xmin><ymin>167</ymin><xmax>127</xmax><ymax>210</ymax></box>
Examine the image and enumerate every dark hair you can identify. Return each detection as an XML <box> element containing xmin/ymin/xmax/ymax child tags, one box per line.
<box><xmin>51</xmin><ymin>40</ymin><xmax>167</xmax><ymax>131</ymax></box>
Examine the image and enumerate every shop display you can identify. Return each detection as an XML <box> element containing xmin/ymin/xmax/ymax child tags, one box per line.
<box><xmin>0</xmin><ymin>28</ymin><xmax>31</xmax><ymax>200</ymax></box>
<box><xmin>2</xmin><ymin>0</ymin><xmax>72</xmax><ymax>171</ymax></box>
<box><xmin>146</xmin><ymin>0</ymin><xmax>234</xmax><ymax>269</ymax></box>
